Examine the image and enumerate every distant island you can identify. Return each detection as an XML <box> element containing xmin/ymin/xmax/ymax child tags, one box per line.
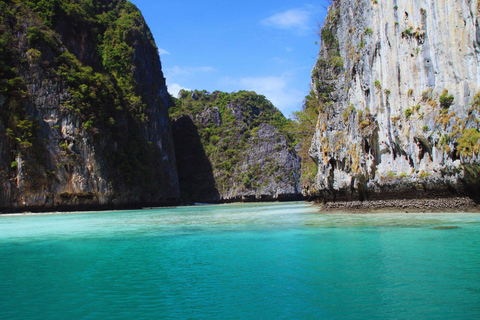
<box><xmin>170</xmin><ymin>89</ymin><xmax>303</xmax><ymax>203</ymax></box>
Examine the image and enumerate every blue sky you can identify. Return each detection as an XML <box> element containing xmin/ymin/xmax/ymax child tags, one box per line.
<box><xmin>130</xmin><ymin>0</ymin><xmax>329</xmax><ymax>117</ymax></box>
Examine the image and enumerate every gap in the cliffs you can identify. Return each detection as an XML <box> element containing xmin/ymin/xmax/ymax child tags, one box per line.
<box><xmin>130</xmin><ymin>0</ymin><xmax>330</xmax><ymax>203</ymax></box>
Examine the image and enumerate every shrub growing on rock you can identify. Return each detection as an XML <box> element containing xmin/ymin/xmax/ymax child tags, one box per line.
<box><xmin>440</xmin><ymin>90</ymin><xmax>454</xmax><ymax>109</ymax></box>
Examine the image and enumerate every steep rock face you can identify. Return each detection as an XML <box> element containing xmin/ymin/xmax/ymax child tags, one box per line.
<box><xmin>170</xmin><ymin>90</ymin><xmax>302</xmax><ymax>203</ymax></box>
<box><xmin>0</xmin><ymin>0</ymin><xmax>179</xmax><ymax>212</ymax></box>
<box><xmin>309</xmin><ymin>0</ymin><xmax>480</xmax><ymax>202</ymax></box>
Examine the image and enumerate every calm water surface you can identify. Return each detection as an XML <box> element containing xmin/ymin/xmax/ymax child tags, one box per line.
<box><xmin>1</xmin><ymin>202</ymin><xmax>480</xmax><ymax>319</ymax></box>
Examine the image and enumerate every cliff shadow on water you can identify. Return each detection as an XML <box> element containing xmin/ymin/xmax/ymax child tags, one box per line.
<box><xmin>171</xmin><ymin>116</ymin><xmax>219</xmax><ymax>203</ymax></box>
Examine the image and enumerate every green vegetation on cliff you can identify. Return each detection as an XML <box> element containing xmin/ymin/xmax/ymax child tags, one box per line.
<box><xmin>170</xmin><ymin>90</ymin><xmax>294</xmax><ymax>148</ymax></box>
<box><xmin>170</xmin><ymin>90</ymin><xmax>301</xmax><ymax>202</ymax></box>
<box><xmin>288</xmin><ymin>90</ymin><xmax>320</xmax><ymax>195</ymax></box>
<box><xmin>0</xmin><ymin>2</ymin><xmax>45</xmax><ymax>162</ymax></box>
<box><xmin>23</xmin><ymin>0</ymin><xmax>154</xmax><ymax>125</ymax></box>
<box><xmin>0</xmin><ymin>0</ymin><xmax>178</xmax><ymax>209</ymax></box>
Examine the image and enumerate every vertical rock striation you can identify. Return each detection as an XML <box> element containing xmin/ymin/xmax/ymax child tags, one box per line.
<box><xmin>309</xmin><ymin>0</ymin><xmax>480</xmax><ymax>203</ymax></box>
<box><xmin>170</xmin><ymin>90</ymin><xmax>302</xmax><ymax>203</ymax></box>
<box><xmin>0</xmin><ymin>0</ymin><xmax>179</xmax><ymax>212</ymax></box>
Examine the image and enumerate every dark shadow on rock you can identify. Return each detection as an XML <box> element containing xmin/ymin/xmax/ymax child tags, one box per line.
<box><xmin>462</xmin><ymin>163</ymin><xmax>480</xmax><ymax>204</ymax></box>
<box><xmin>171</xmin><ymin>116</ymin><xmax>220</xmax><ymax>203</ymax></box>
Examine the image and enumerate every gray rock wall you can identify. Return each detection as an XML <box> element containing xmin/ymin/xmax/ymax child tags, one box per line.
<box><xmin>171</xmin><ymin>90</ymin><xmax>302</xmax><ymax>203</ymax></box>
<box><xmin>0</xmin><ymin>1</ymin><xmax>179</xmax><ymax>212</ymax></box>
<box><xmin>223</xmin><ymin>122</ymin><xmax>302</xmax><ymax>201</ymax></box>
<box><xmin>309</xmin><ymin>0</ymin><xmax>480</xmax><ymax>202</ymax></box>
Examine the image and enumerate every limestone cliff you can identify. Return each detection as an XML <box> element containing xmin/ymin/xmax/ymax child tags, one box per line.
<box><xmin>0</xmin><ymin>0</ymin><xmax>179</xmax><ymax>212</ymax></box>
<box><xmin>170</xmin><ymin>90</ymin><xmax>302</xmax><ymax>203</ymax></box>
<box><xmin>309</xmin><ymin>0</ymin><xmax>480</xmax><ymax>202</ymax></box>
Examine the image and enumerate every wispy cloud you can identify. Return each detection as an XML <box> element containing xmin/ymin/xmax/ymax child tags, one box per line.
<box><xmin>164</xmin><ymin>65</ymin><xmax>217</xmax><ymax>97</ymax></box>
<box><xmin>158</xmin><ymin>48</ymin><xmax>170</xmax><ymax>56</ymax></box>
<box><xmin>235</xmin><ymin>75</ymin><xmax>305</xmax><ymax>116</ymax></box>
<box><xmin>166</xmin><ymin>65</ymin><xmax>217</xmax><ymax>77</ymax></box>
<box><xmin>262</xmin><ymin>8</ymin><xmax>312</xmax><ymax>32</ymax></box>
<box><xmin>167</xmin><ymin>83</ymin><xmax>191</xmax><ymax>97</ymax></box>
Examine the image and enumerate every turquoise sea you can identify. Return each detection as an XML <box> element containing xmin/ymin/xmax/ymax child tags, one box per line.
<box><xmin>1</xmin><ymin>202</ymin><xmax>479</xmax><ymax>319</ymax></box>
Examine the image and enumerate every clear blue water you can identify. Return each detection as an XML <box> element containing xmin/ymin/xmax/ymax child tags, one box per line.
<box><xmin>1</xmin><ymin>202</ymin><xmax>480</xmax><ymax>319</ymax></box>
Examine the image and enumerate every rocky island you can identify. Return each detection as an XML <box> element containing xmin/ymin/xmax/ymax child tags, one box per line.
<box><xmin>307</xmin><ymin>0</ymin><xmax>480</xmax><ymax>209</ymax></box>
<box><xmin>0</xmin><ymin>0</ymin><xmax>179</xmax><ymax>212</ymax></box>
<box><xmin>0</xmin><ymin>0</ymin><xmax>304</xmax><ymax>212</ymax></box>
<box><xmin>170</xmin><ymin>90</ymin><xmax>302</xmax><ymax>203</ymax></box>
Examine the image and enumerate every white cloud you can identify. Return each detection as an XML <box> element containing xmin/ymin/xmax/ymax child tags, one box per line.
<box><xmin>158</xmin><ymin>48</ymin><xmax>170</xmax><ymax>55</ymax></box>
<box><xmin>237</xmin><ymin>75</ymin><xmax>305</xmax><ymax>116</ymax></box>
<box><xmin>166</xmin><ymin>65</ymin><xmax>217</xmax><ymax>77</ymax></box>
<box><xmin>262</xmin><ymin>8</ymin><xmax>311</xmax><ymax>32</ymax></box>
<box><xmin>164</xmin><ymin>66</ymin><xmax>217</xmax><ymax>97</ymax></box>
<box><xmin>167</xmin><ymin>83</ymin><xmax>191</xmax><ymax>97</ymax></box>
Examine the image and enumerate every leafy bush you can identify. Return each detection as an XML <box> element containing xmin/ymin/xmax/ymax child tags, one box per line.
<box><xmin>26</xmin><ymin>26</ymin><xmax>58</xmax><ymax>49</ymax></box>
<box><xmin>387</xmin><ymin>171</ymin><xmax>397</xmax><ymax>178</ymax></box>
<box><xmin>321</xmin><ymin>28</ymin><xmax>336</xmax><ymax>47</ymax></box>
<box><xmin>359</xmin><ymin>120</ymin><xmax>371</xmax><ymax>129</ymax></box>
<box><xmin>402</xmin><ymin>28</ymin><xmax>412</xmax><ymax>37</ymax></box>
<box><xmin>329</xmin><ymin>56</ymin><xmax>344</xmax><ymax>70</ymax></box>
<box><xmin>26</xmin><ymin>48</ymin><xmax>42</xmax><ymax>63</ymax></box>
<box><xmin>419</xmin><ymin>171</ymin><xmax>431</xmax><ymax>178</ymax></box>
<box><xmin>457</xmin><ymin>128</ymin><xmax>480</xmax><ymax>158</ymax></box>
<box><xmin>472</xmin><ymin>91</ymin><xmax>480</xmax><ymax>107</ymax></box>
<box><xmin>439</xmin><ymin>89</ymin><xmax>454</xmax><ymax>109</ymax></box>
<box><xmin>243</xmin><ymin>176</ymin><xmax>251</xmax><ymax>188</ymax></box>
<box><xmin>210</xmin><ymin>135</ymin><xmax>221</xmax><ymax>144</ymax></box>
<box><xmin>405</xmin><ymin>108</ymin><xmax>412</xmax><ymax>119</ymax></box>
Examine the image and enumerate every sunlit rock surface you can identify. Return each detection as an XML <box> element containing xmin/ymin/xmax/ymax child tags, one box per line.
<box><xmin>170</xmin><ymin>90</ymin><xmax>302</xmax><ymax>203</ymax></box>
<box><xmin>308</xmin><ymin>0</ymin><xmax>480</xmax><ymax>202</ymax></box>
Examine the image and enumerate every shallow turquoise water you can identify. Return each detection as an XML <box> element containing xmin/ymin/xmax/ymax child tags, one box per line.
<box><xmin>1</xmin><ymin>202</ymin><xmax>480</xmax><ymax>319</ymax></box>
